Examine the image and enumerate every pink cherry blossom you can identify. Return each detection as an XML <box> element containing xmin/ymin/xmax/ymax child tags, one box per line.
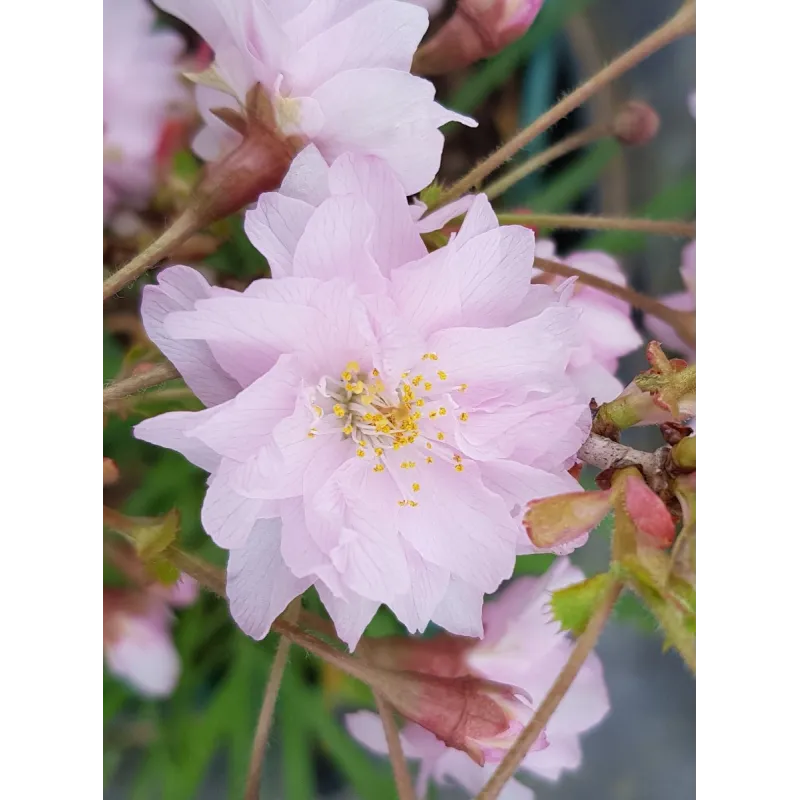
<box><xmin>103</xmin><ymin>576</ymin><xmax>198</xmax><ymax>697</ymax></box>
<box><xmin>347</xmin><ymin>559</ymin><xmax>610</xmax><ymax>798</ymax></box>
<box><xmin>153</xmin><ymin>0</ymin><xmax>475</xmax><ymax>194</ymax></box>
<box><xmin>135</xmin><ymin>152</ymin><xmax>591</xmax><ymax>648</ymax></box>
<box><xmin>645</xmin><ymin>240</ymin><xmax>696</xmax><ymax>360</ymax></box>
<box><xmin>104</xmin><ymin>0</ymin><xmax>186</xmax><ymax>220</ymax></box>
<box><xmin>533</xmin><ymin>240</ymin><xmax>643</xmax><ymax>403</ymax></box>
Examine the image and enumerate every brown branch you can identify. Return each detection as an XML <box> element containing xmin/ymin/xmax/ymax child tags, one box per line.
<box><xmin>498</xmin><ymin>213</ymin><xmax>695</xmax><ymax>238</ymax></box>
<box><xmin>103</xmin><ymin>210</ymin><xmax>198</xmax><ymax>300</ymax></box>
<box><xmin>578</xmin><ymin>433</ymin><xmax>667</xmax><ymax>488</ymax></box>
<box><xmin>476</xmin><ymin>580</ymin><xmax>623</xmax><ymax>800</ymax></box>
<box><xmin>483</xmin><ymin>123</ymin><xmax>610</xmax><ymax>201</ymax></box>
<box><xmin>244</xmin><ymin>600</ymin><xmax>300</xmax><ymax>800</ymax></box>
<box><xmin>374</xmin><ymin>694</ymin><xmax>416</xmax><ymax>800</ymax></box>
<box><xmin>433</xmin><ymin>2</ymin><xmax>696</xmax><ymax>208</ymax></box>
<box><xmin>103</xmin><ymin>363</ymin><xmax>180</xmax><ymax>405</ymax></box>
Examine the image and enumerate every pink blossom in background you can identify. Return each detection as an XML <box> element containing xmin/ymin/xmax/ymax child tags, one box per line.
<box><xmin>103</xmin><ymin>576</ymin><xmax>198</xmax><ymax>697</ymax></box>
<box><xmin>689</xmin><ymin>90</ymin><xmax>696</xmax><ymax>118</ymax></box>
<box><xmin>406</xmin><ymin>0</ymin><xmax>446</xmax><ymax>16</ymax></box>
<box><xmin>645</xmin><ymin>240</ymin><xmax>696</xmax><ymax>360</ymax></box>
<box><xmin>135</xmin><ymin>152</ymin><xmax>592</xmax><ymax>649</ymax></box>
<box><xmin>347</xmin><ymin>559</ymin><xmax>610</xmax><ymax>798</ymax></box>
<box><xmin>103</xmin><ymin>0</ymin><xmax>186</xmax><ymax>221</ymax></box>
<box><xmin>533</xmin><ymin>240</ymin><xmax>643</xmax><ymax>403</ymax></box>
<box><xmin>153</xmin><ymin>0</ymin><xmax>475</xmax><ymax>194</ymax></box>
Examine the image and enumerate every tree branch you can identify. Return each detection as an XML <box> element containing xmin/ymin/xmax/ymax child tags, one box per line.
<box><xmin>103</xmin><ymin>363</ymin><xmax>180</xmax><ymax>405</ymax></box>
<box><xmin>476</xmin><ymin>581</ymin><xmax>623</xmax><ymax>800</ymax></box>
<box><xmin>432</xmin><ymin>2</ymin><xmax>696</xmax><ymax>208</ymax></box>
<box><xmin>578</xmin><ymin>433</ymin><xmax>668</xmax><ymax>487</ymax></box>
<box><xmin>498</xmin><ymin>213</ymin><xmax>695</xmax><ymax>238</ymax></box>
<box><xmin>374</xmin><ymin>694</ymin><xmax>416</xmax><ymax>800</ymax></box>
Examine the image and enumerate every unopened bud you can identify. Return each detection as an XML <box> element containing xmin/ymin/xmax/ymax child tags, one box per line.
<box><xmin>103</xmin><ymin>457</ymin><xmax>120</xmax><ymax>486</ymax></box>
<box><xmin>613</xmin><ymin>101</ymin><xmax>661</xmax><ymax>146</ymax></box>
<box><xmin>375</xmin><ymin>670</ymin><xmax>545</xmax><ymax>766</ymax></box>
<box><xmin>413</xmin><ymin>0</ymin><xmax>545</xmax><ymax>76</ymax></box>
<box><xmin>524</xmin><ymin>490</ymin><xmax>612</xmax><ymax>552</ymax></box>
<box><xmin>361</xmin><ymin>634</ymin><xmax>473</xmax><ymax>678</ymax></box>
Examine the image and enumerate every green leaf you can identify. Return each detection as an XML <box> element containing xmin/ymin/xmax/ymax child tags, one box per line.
<box><xmin>513</xmin><ymin>552</ymin><xmax>555</xmax><ymax>577</ymax></box>
<box><xmin>550</xmin><ymin>572</ymin><xmax>614</xmax><ymax>634</ymax></box>
<box><xmin>447</xmin><ymin>0</ymin><xmax>597</xmax><ymax>115</ymax></box>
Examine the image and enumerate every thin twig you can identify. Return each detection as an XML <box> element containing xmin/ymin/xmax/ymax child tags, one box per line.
<box><xmin>374</xmin><ymin>694</ymin><xmax>416</xmax><ymax>800</ymax></box>
<box><xmin>483</xmin><ymin>123</ymin><xmax>610</xmax><ymax>201</ymax></box>
<box><xmin>244</xmin><ymin>601</ymin><xmax>300</xmax><ymax>800</ymax></box>
<box><xmin>433</xmin><ymin>2</ymin><xmax>696</xmax><ymax>208</ymax></box>
<box><xmin>103</xmin><ymin>210</ymin><xmax>197</xmax><ymax>300</ymax></box>
<box><xmin>578</xmin><ymin>433</ymin><xmax>667</xmax><ymax>485</ymax></box>
<box><xmin>498</xmin><ymin>213</ymin><xmax>695</xmax><ymax>238</ymax></box>
<box><xmin>476</xmin><ymin>581</ymin><xmax>623</xmax><ymax>800</ymax></box>
<box><xmin>103</xmin><ymin>363</ymin><xmax>180</xmax><ymax>405</ymax></box>
<box><xmin>533</xmin><ymin>256</ymin><xmax>688</xmax><ymax>334</ymax></box>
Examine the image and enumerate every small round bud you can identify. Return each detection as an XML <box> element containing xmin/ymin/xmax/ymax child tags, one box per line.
<box><xmin>613</xmin><ymin>101</ymin><xmax>661</xmax><ymax>146</ymax></box>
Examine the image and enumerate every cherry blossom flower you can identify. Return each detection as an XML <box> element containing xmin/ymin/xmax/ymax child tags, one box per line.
<box><xmin>645</xmin><ymin>241</ymin><xmax>696</xmax><ymax>360</ymax></box>
<box><xmin>134</xmin><ymin>152</ymin><xmax>590</xmax><ymax>649</ymax></box>
<box><xmin>104</xmin><ymin>0</ymin><xmax>186</xmax><ymax>220</ymax></box>
<box><xmin>153</xmin><ymin>0</ymin><xmax>475</xmax><ymax>194</ymax></box>
<box><xmin>347</xmin><ymin>559</ymin><xmax>610</xmax><ymax>798</ymax></box>
<box><xmin>104</xmin><ymin>575</ymin><xmax>198</xmax><ymax>697</ymax></box>
<box><xmin>533</xmin><ymin>240</ymin><xmax>643</xmax><ymax>403</ymax></box>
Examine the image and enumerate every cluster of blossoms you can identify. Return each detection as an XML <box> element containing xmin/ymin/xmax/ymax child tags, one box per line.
<box><xmin>350</xmin><ymin>559</ymin><xmax>609</xmax><ymax>797</ymax></box>
<box><xmin>102</xmin><ymin>0</ymin><xmax>695</xmax><ymax>788</ymax></box>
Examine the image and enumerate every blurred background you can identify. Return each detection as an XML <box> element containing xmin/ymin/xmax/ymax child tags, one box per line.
<box><xmin>104</xmin><ymin>0</ymin><xmax>695</xmax><ymax>796</ymax></box>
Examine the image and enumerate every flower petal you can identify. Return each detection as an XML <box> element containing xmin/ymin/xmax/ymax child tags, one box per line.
<box><xmin>316</xmin><ymin>581</ymin><xmax>380</xmax><ymax>651</ymax></box>
<box><xmin>227</xmin><ymin>518</ymin><xmax>313</xmax><ymax>639</ymax></box>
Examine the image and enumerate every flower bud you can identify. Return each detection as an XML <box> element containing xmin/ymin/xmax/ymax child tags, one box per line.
<box><xmin>103</xmin><ymin>457</ymin><xmax>120</xmax><ymax>486</ymax></box>
<box><xmin>617</xmin><ymin>471</ymin><xmax>675</xmax><ymax>550</ymax></box>
<box><xmin>413</xmin><ymin>0</ymin><xmax>545</xmax><ymax>76</ymax></box>
<box><xmin>374</xmin><ymin>670</ymin><xmax>545</xmax><ymax>765</ymax></box>
<box><xmin>360</xmin><ymin>634</ymin><xmax>474</xmax><ymax>678</ymax></box>
<box><xmin>612</xmin><ymin>101</ymin><xmax>661</xmax><ymax>146</ymax></box>
<box><xmin>523</xmin><ymin>490</ymin><xmax>613</xmax><ymax>552</ymax></box>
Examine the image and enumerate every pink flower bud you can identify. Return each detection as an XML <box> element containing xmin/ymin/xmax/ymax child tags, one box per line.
<box><xmin>413</xmin><ymin>0</ymin><xmax>546</xmax><ymax>76</ymax></box>
<box><xmin>375</xmin><ymin>670</ymin><xmax>544</xmax><ymax>766</ymax></box>
<box><xmin>612</xmin><ymin>101</ymin><xmax>661</xmax><ymax>146</ymax></box>
<box><xmin>360</xmin><ymin>634</ymin><xmax>474</xmax><ymax>678</ymax></box>
<box><xmin>620</xmin><ymin>474</ymin><xmax>675</xmax><ymax>549</ymax></box>
<box><xmin>523</xmin><ymin>490</ymin><xmax>613</xmax><ymax>553</ymax></box>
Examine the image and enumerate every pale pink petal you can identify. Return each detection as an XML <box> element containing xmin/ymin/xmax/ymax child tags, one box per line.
<box><xmin>275</xmin><ymin>143</ymin><xmax>331</xmax><ymax>205</ymax></box>
<box><xmin>479</xmin><ymin>460</ymin><xmax>581</xmax><ymax>519</ymax></box>
<box><xmin>311</xmin><ymin>68</ymin><xmax>475</xmax><ymax>194</ymax></box>
<box><xmin>227</xmin><ymin>518</ymin><xmax>314</xmax><ymax>639</ymax></box>
<box><xmin>165</xmin><ymin>574</ymin><xmax>199</xmax><ymax>608</ymax></box>
<box><xmin>286</xmin><ymin>2</ymin><xmax>427</xmax><ymax>95</ymax></box>
<box><xmin>568</xmin><ymin>361</ymin><xmax>625</xmax><ymax>405</ymax></box>
<box><xmin>317</xmin><ymin>582</ymin><xmax>380</xmax><ymax>650</ymax></box>
<box><xmin>397</xmin><ymin>460</ymin><xmax>517</xmax><ymax>593</ymax></box>
<box><xmin>521</xmin><ymin>733</ymin><xmax>581</xmax><ymax>781</ymax></box>
<box><xmin>141</xmin><ymin>266</ymin><xmax>242</xmax><ymax>405</ymax></box>
<box><xmin>414</xmin><ymin>194</ymin><xmax>475</xmax><ymax>234</ymax></box>
<box><xmin>202</xmin><ymin>460</ymin><xmax>273</xmax><ymax>549</ymax></box>
<box><xmin>430</xmin><ymin>576</ymin><xmax>485</xmax><ymax>637</ymax></box>
<box><xmin>283</xmin><ymin>0</ymin><xmax>377</xmax><ymax>47</ymax></box>
<box><xmin>327</xmin><ymin>153</ymin><xmax>427</xmax><ymax>270</ymax></box>
<box><xmin>187</xmin><ymin>356</ymin><xmax>301</xmax><ymax>460</ymax></box>
<box><xmin>243</xmin><ymin>193</ymin><xmax>315</xmax><ymax>278</ymax></box>
<box><xmin>388</xmin><ymin>544</ymin><xmax>451</xmax><ymax>633</ymax></box>
<box><xmin>451</xmin><ymin>193</ymin><xmax>500</xmax><ymax>247</ymax></box>
<box><xmin>133</xmin><ymin>407</ymin><xmax>223</xmax><ymax>473</ymax></box>
<box><xmin>645</xmin><ymin>291</ymin><xmax>695</xmax><ymax>357</ymax></box>
<box><xmin>105</xmin><ymin>608</ymin><xmax>179</xmax><ymax>697</ymax></box>
<box><xmin>292</xmin><ymin>195</ymin><xmax>386</xmax><ymax>292</ymax></box>
<box><xmin>345</xmin><ymin>711</ymin><xmax>393</xmax><ymax>756</ymax></box>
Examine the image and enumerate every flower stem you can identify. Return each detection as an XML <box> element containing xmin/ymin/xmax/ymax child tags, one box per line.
<box><xmin>499</xmin><ymin>213</ymin><xmax>695</xmax><ymax>238</ymax></box>
<box><xmin>578</xmin><ymin>433</ymin><xmax>666</xmax><ymax>484</ymax></box>
<box><xmin>375</xmin><ymin>694</ymin><xmax>416</xmax><ymax>800</ymax></box>
<box><xmin>103</xmin><ymin>209</ymin><xmax>198</xmax><ymax>301</ymax></box>
<box><xmin>533</xmin><ymin>256</ymin><xmax>693</xmax><ymax>346</ymax></box>
<box><xmin>483</xmin><ymin>123</ymin><xmax>610</xmax><ymax>201</ymax></box>
<box><xmin>475</xmin><ymin>580</ymin><xmax>623</xmax><ymax>800</ymax></box>
<box><xmin>103</xmin><ymin>362</ymin><xmax>180</xmax><ymax>405</ymax></box>
<box><xmin>244</xmin><ymin>600</ymin><xmax>300</xmax><ymax>800</ymax></box>
<box><xmin>435</xmin><ymin>2</ymin><xmax>696</xmax><ymax>208</ymax></box>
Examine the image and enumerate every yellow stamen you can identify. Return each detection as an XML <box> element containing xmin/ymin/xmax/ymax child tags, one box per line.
<box><xmin>408</xmin><ymin>500</ymin><xmax>419</xmax><ymax>507</ymax></box>
<box><xmin>412</xmin><ymin>482</ymin><xmax>420</xmax><ymax>492</ymax></box>
<box><xmin>372</xmin><ymin>368</ymin><xmax>380</xmax><ymax>377</ymax></box>
<box><xmin>454</xmin><ymin>463</ymin><xmax>464</xmax><ymax>472</ymax></box>
<box><xmin>333</xmin><ymin>404</ymin><xmax>346</xmax><ymax>418</ymax></box>
<box><xmin>426</xmin><ymin>442</ymin><xmax>433</xmax><ymax>450</ymax></box>
<box><xmin>459</xmin><ymin>384</ymin><xmax>468</xmax><ymax>392</ymax></box>
<box><xmin>437</xmin><ymin>432</ymin><xmax>445</xmax><ymax>441</ymax></box>
<box><xmin>375</xmin><ymin>447</ymin><xmax>384</xmax><ymax>456</ymax></box>
<box><xmin>342</xmin><ymin>424</ymin><xmax>353</xmax><ymax>435</ymax></box>
<box><xmin>373</xmin><ymin>464</ymin><xmax>385</xmax><ymax>473</ymax></box>
<box><xmin>424</xmin><ymin>382</ymin><xmax>433</xmax><ymax>391</ymax></box>
<box><xmin>356</xmin><ymin>449</ymin><xmax>365</xmax><ymax>458</ymax></box>
<box><xmin>438</xmin><ymin>407</ymin><xmax>447</xmax><ymax>416</ymax></box>
<box><xmin>437</xmin><ymin>371</ymin><xmax>447</xmax><ymax>380</ymax></box>
<box><xmin>459</xmin><ymin>412</ymin><xmax>469</xmax><ymax>422</ymax></box>
<box><xmin>426</xmin><ymin>456</ymin><xmax>433</xmax><ymax>464</ymax></box>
